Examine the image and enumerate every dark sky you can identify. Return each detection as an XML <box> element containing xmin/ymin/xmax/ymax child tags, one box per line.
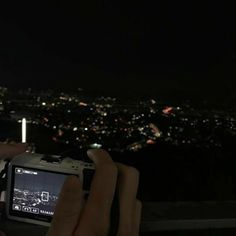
<box><xmin>0</xmin><ymin>2</ymin><xmax>236</xmax><ymax>101</ymax></box>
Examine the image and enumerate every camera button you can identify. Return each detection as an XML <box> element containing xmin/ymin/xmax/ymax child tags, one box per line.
<box><xmin>22</xmin><ymin>206</ymin><xmax>31</xmax><ymax>213</ymax></box>
<box><xmin>31</xmin><ymin>208</ymin><xmax>39</xmax><ymax>214</ymax></box>
<box><xmin>13</xmin><ymin>204</ymin><xmax>21</xmax><ymax>211</ymax></box>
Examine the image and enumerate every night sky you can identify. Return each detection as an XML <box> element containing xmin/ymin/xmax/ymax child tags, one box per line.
<box><xmin>0</xmin><ymin>2</ymin><xmax>236</xmax><ymax>102</ymax></box>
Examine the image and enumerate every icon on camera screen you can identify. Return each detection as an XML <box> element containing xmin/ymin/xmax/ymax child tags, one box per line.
<box><xmin>31</xmin><ymin>208</ymin><xmax>39</xmax><ymax>214</ymax></box>
<box><xmin>15</xmin><ymin>168</ymin><xmax>23</xmax><ymax>174</ymax></box>
<box><xmin>22</xmin><ymin>206</ymin><xmax>31</xmax><ymax>213</ymax></box>
<box><xmin>13</xmin><ymin>204</ymin><xmax>21</xmax><ymax>211</ymax></box>
<box><xmin>41</xmin><ymin>191</ymin><xmax>49</xmax><ymax>202</ymax></box>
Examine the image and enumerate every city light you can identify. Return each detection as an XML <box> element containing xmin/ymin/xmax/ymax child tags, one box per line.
<box><xmin>163</xmin><ymin>106</ymin><xmax>173</xmax><ymax>115</ymax></box>
<box><xmin>0</xmin><ymin>87</ymin><xmax>235</xmax><ymax>153</ymax></box>
<box><xmin>22</xmin><ymin>118</ymin><xmax>27</xmax><ymax>143</ymax></box>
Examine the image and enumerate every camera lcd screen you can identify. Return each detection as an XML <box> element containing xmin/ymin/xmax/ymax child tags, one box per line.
<box><xmin>9</xmin><ymin>166</ymin><xmax>72</xmax><ymax>222</ymax></box>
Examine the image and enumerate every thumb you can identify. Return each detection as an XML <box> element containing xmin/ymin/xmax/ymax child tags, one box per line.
<box><xmin>0</xmin><ymin>143</ymin><xmax>28</xmax><ymax>160</ymax></box>
<box><xmin>0</xmin><ymin>230</ymin><xmax>6</xmax><ymax>236</ymax></box>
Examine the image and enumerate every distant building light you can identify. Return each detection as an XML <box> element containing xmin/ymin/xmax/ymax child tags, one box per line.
<box><xmin>22</xmin><ymin>118</ymin><xmax>27</xmax><ymax>143</ymax></box>
<box><xmin>147</xmin><ymin>139</ymin><xmax>156</xmax><ymax>145</ymax></box>
<box><xmin>79</xmin><ymin>102</ymin><xmax>88</xmax><ymax>106</ymax></box>
<box><xmin>150</xmin><ymin>99</ymin><xmax>156</xmax><ymax>104</ymax></box>
<box><xmin>163</xmin><ymin>106</ymin><xmax>173</xmax><ymax>115</ymax></box>
<box><xmin>58</xmin><ymin>129</ymin><xmax>64</xmax><ymax>136</ymax></box>
<box><xmin>149</xmin><ymin>123</ymin><xmax>161</xmax><ymax>138</ymax></box>
<box><xmin>90</xmin><ymin>143</ymin><xmax>102</xmax><ymax>149</ymax></box>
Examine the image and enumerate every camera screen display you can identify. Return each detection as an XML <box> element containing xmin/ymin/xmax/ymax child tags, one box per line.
<box><xmin>10</xmin><ymin>166</ymin><xmax>71</xmax><ymax>222</ymax></box>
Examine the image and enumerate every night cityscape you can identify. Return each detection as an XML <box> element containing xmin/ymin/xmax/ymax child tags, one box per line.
<box><xmin>0</xmin><ymin>86</ymin><xmax>235</xmax><ymax>153</ymax></box>
<box><xmin>1</xmin><ymin>1</ymin><xmax>236</xmax><ymax>234</ymax></box>
<box><xmin>0</xmin><ymin>85</ymin><xmax>236</xmax><ymax>202</ymax></box>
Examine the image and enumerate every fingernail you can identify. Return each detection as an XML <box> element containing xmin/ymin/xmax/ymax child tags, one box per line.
<box><xmin>87</xmin><ymin>149</ymin><xmax>98</xmax><ymax>164</ymax></box>
<box><xmin>87</xmin><ymin>149</ymin><xmax>96</xmax><ymax>163</ymax></box>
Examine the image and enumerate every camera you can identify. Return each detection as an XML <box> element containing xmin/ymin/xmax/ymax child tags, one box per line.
<box><xmin>6</xmin><ymin>152</ymin><xmax>95</xmax><ymax>226</ymax></box>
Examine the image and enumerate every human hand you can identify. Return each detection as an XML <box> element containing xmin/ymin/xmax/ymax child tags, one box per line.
<box><xmin>0</xmin><ymin>230</ymin><xmax>6</xmax><ymax>236</ymax></box>
<box><xmin>0</xmin><ymin>142</ymin><xmax>28</xmax><ymax>160</ymax></box>
<box><xmin>47</xmin><ymin>149</ymin><xmax>142</xmax><ymax>236</ymax></box>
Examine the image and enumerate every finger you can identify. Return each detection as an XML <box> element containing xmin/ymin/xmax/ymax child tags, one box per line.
<box><xmin>47</xmin><ymin>176</ymin><xmax>83</xmax><ymax>236</ymax></box>
<box><xmin>0</xmin><ymin>143</ymin><xmax>28</xmax><ymax>160</ymax></box>
<box><xmin>115</xmin><ymin>163</ymin><xmax>140</xmax><ymax>235</ymax></box>
<box><xmin>133</xmin><ymin>200</ymin><xmax>142</xmax><ymax>236</ymax></box>
<box><xmin>74</xmin><ymin>149</ymin><xmax>118</xmax><ymax>235</ymax></box>
<box><xmin>0</xmin><ymin>231</ymin><xmax>6</xmax><ymax>236</ymax></box>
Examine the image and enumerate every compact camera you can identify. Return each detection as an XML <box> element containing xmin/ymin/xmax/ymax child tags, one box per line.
<box><xmin>6</xmin><ymin>152</ymin><xmax>95</xmax><ymax>226</ymax></box>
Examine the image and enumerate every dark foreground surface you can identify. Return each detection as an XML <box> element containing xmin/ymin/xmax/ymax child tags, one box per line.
<box><xmin>2</xmin><ymin>201</ymin><xmax>236</xmax><ymax>235</ymax></box>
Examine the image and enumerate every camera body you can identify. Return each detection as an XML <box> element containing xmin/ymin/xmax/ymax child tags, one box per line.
<box><xmin>6</xmin><ymin>152</ymin><xmax>95</xmax><ymax>226</ymax></box>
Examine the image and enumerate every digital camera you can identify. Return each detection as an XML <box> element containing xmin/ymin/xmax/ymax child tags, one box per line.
<box><xmin>6</xmin><ymin>152</ymin><xmax>95</xmax><ymax>226</ymax></box>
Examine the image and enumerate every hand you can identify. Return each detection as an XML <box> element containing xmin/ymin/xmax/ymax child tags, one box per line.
<box><xmin>0</xmin><ymin>142</ymin><xmax>28</xmax><ymax>160</ymax></box>
<box><xmin>47</xmin><ymin>149</ymin><xmax>142</xmax><ymax>236</ymax></box>
<box><xmin>0</xmin><ymin>231</ymin><xmax>6</xmax><ymax>236</ymax></box>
